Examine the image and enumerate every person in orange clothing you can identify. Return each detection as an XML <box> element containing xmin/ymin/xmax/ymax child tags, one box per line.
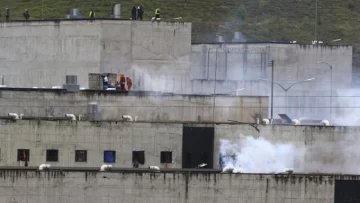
<box><xmin>119</xmin><ymin>74</ymin><xmax>126</xmax><ymax>90</ymax></box>
<box><xmin>126</xmin><ymin>77</ymin><xmax>132</xmax><ymax>91</ymax></box>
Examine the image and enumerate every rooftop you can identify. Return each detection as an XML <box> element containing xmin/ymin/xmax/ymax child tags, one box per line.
<box><xmin>0</xmin><ymin>87</ymin><xmax>265</xmax><ymax>98</ymax></box>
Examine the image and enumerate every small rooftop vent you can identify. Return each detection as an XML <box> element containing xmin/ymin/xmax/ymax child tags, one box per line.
<box><xmin>66</xmin><ymin>8</ymin><xmax>83</xmax><ymax>19</ymax></box>
<box><xmin>232</xmin><ymin>31</ymin><xmax>246</xmax><ymax>42</ymax></box>
<box><xmin>234</xmin><ymin>32</ymin><xmax>240</xmax><ymax>40</ymax></box>
<box><xmin>113</xmin><ymin>4</ymin><xmax>121</xmax><ymax>19</ymax></box>
<box><xmin>72</xmin><ymin>8</ymin><xmax>80</xmax><ymax>17</ymax></box>
<box><xmin>66</xmin><ymin>75</ymin><xmax>77</xmax><ymax>85</ymax></box>
<box><xmin>217</xmin><ymin>35</ymin><xmax>224</xmax><ymax>43</ymax></box>
<box><xmin>63</xmin><ymin>75</ymin><xmax>79</xmax><ymax>91</ymax></box>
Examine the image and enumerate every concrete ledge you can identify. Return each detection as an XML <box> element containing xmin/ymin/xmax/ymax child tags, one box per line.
<box><xmin>0</xmin><ymin>167</ymin><xmax>354</xmax><ymax>176</ymax></box>
<box><xmin>0</xmin><ymin>87</ymin><xmax>265</xmax><ymax>97</ymax></box>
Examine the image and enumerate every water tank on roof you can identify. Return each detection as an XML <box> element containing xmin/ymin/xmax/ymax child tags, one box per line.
<box><xmin>113</xmin><ymin>4</ymin><xmax>121</xmax><ymax>19</ymax></box>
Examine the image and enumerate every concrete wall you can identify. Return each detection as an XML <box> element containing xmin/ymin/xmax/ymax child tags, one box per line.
<box><xmin>0</xmin><ymin>120</ymin><xmax>183</xmax><ymax>168</ymax></box>
<box><xmin>0</xmin><ymin>89</ymin><xmax>268</xmax><ymax>123</ymax></box>
<box><xmin>0</xmin><ymin>170</ymin><xmax>352</xmax><ymax>203</ymax></box>
<box><xmin>0</xmin><ymin>120</ymin><xmax>360</xmax><ymax>174</ymax></box>
<box><xmin>191</xmin><ymin>43</ymin><xmax>353</xmax><ymax>119</ymax></box>
<box><xmin>0</xmin><ymin>21</ymin><xmax>101</xmax><ymax>88</ymax></box>
<box><xmin>0</xmin><ymin>20</ymin><xmax>192</xmax><ymax>93</ymax></box>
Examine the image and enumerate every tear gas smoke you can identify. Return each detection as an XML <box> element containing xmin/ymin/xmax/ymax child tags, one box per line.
<box><xmin>220</xmin><ymin>136</ymin><xmax>305</xmax><ymax>173</ymax></box>
<box><xmin>332</xmin><ymin>89</ymin><xmax>360</xmax><ymax>126</ymax></box>
<box><xmin>220</xmin><ymin>133</ymin><xmax>360</xmax><ymax>174</ymax></box>
<box><xmin>130</xmin><ymin>65</ymin><xmax>176</xmax><ymax>93</ymax></box>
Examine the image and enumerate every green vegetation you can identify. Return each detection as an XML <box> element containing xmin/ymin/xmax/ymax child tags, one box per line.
<box><xmin>0</xmin><ymin>0</ymin><xmax>359</xmax><ymax>49</ymax></box>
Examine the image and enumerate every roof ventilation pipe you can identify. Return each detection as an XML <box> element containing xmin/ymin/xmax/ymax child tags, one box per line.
<box><xmin>65</xmin><ymin>114</ymin><xmax>76</xmax><ymax>121</ymax></box>
<box><xmin>262</xmin><ymin>118</ymin><xmax>270</xmax><ymax>125</ymax></box>
<box><xmin>100</xmin><ymin>164</ymin><xmax>112</xmax><ymax>171</ymax></box>
<box><xmin>113</xmin><ymin>4</ymin><xmax>121</xmax><ymax>19</ymax></box>
<box><xmin>292</xmin><ymin>119</ymin><xmax>301</xmax><ymax>125</ymax></box>
<box><xmin>149</xmin><ymin>166</ymin><xmax>160</xmax><ymax>171</ymax></box>
<box><xmin>217</xmin><ymin>35</ymin><xmax>224</xmax><ymax>43</ymax></box>
<box><xmin>8</xmin><ymin>113</ymin><xmax>19</xmax><ymax>120</ymax></box>
<box><xmin>321</xmin><ymin>120</ymin><xmax>330</xmax><ymax>126</ymax></box>
<box><xmin>39</xmin><ymin>164</ymin><xmax>51</xmax><ymax>170</ymax></box>
<box><xmin>122</xmin><ymin>115</ymin><xmax>133</xmax><ymax>121</ymax></box>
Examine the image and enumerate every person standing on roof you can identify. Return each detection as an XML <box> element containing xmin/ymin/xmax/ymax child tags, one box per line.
<box><xmin>89</xmin><ymin>9</ymin><xmax>95</xmax><ymax>19</ymax></box>
<box><xmin>154</xmin><ymin>8</ymin><xmax>160</xmax><ymax>19</ymax></box>
<box><xmin>23</xmin><ymin>9</ymin><xmax>30</xmax><ymax>20</ymax></box>
<box><xmin>131</xmin><ymin>6</ymin><xmax>137</xmax><ymax>20</ymax></box>
<box><xmin>119</xmin><ymin>74</ymin><xmax>126</xmax><ymax>90</ymax></box>
<box><xmin>126</xmin><ymin>76</ymin><xmax>132</xmax><ymax>91</ymax></box>
<box><xmin>137</xmin><ymin>6</ymin><xmax>144</xmax><ymax>20</ymax></box>
<box><xmin>5</xmin><ymin>8</ymin><xmax>10</xmax><ymax>22</ymax></box>
<box><xmin>103</xmin><ymin>74</ymin><xmax>109</xmax><ymax>90</ymax></box>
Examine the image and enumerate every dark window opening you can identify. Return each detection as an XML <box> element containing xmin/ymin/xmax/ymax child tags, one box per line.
<box><xmin>182</xmin><ymin>127</ymin><xmax>214</xmax><ymax>168</ymax></box>
<box><xmin>186</xmin><ymin>152</ymin><xmax>192</xmax><ymax>166</ymax></box>
<box><xmin>75</xmin><ymin>150</ymin><xmax>87</xmax><ymax>162</ymax></box>
<box><xmin>17</xmin><ymin>149</ymin><xmax>30</xmax><ymax>161</ymax></box>
<box><xmin>46</xmin><ymin>149</ymin><xmax>59</xmax><ymax>162</ymax></box>
<box><xmin>132</xmin><ymin>151</ymin><xmax>145</xmax><ymax>164</ymax></box>
<box><xmin>200</xmin><ymin>152</ymin><xmax>208</xmax><ymax>164</ymax></box>
<box><xmin>161</xmin><ymin>151</ymin><xmax>172</xmax><ymax>163</ymax></box>
<box><xmin>335</xmin><ymin>180</ymin><xmax>360</xmax><ymax>203</ymax></box>
<box><xmin>104</xmin><ymin>151</ymin><xmax>116</xmax><ymax>163</ymax></box>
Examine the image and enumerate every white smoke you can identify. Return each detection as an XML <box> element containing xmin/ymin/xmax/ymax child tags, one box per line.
<box><xmin>220</xmin><ymin>135</ymin><xmax>305</xmax><ymax>173</ymax></box>
<box><xmin>130</xmin><ymin>65</ymin><xmax>181</xmax><ymax>93</ymax></box>
<box><xmin>332</xmin><ymin>89</ymin><xmax>360</xmax><ymax>126</ymax></box>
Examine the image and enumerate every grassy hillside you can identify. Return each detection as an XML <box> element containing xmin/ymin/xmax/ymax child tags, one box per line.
<box><xmin>0</xmin><ymin>0</ymin><xmax>359</xmax><ymax>53</ymax></box>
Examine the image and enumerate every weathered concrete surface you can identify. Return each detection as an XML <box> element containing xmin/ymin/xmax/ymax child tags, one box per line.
<box><xmin>0</xmin><ymin>20</ymin><xmax>192</xmax><ymax>93</ymax></box>
<box><xmin>191</xmin><ymin>43</ymin><xmax>353</xmax><ymax>119</ymax></box>
<box><xmin>191</xmin><ymin>43</ymin><xmax>352</xmax><ymax>89</ymax></box>
<box><xmin>0</xmin><ymin>170</ymin><xmax>352</xmax><ymax>203</ymax></box>
<box><xmin>0</xmin><ymin>120</ymin><xmax>360</xmax><ymax>173</ymax></box>
<box><xmin>0</xmin><ymin>89</ymin><xmax>268</xmax><ymax>123</ymax></box>
<box><xmin>0</xmin><ymin>120</ymin><xmax>183</xmax><ymax>168</ymax></box>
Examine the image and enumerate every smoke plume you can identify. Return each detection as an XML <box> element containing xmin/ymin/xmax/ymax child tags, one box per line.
<box><xmin>220</xmin><ymin>133</ymin><xmax>360</xmax><ymax>174</ymax></box>
<box><xmin>332</xmin><ymin>89</ymin><xmax>360</xmax><ymax>126</ymax></box>
<box><xmin>219</xmin><ymin>135</ymin><xmax>305</xmax><ymax>173</ymax></box>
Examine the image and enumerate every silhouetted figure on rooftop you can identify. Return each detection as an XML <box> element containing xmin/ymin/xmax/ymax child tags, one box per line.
<box><xmin>5</xmin><ymin>8</ymin><xmax>10</xmax><ymax>22</ymax></box>
<box><xmin>23</xmin><ymin>9</ymin><xmax>30</xmax><ymax>20</ymax></box>
<box><xmin>131</xmin><ymin>6</ymin><xmax>137</xmax><ymax>20</ymax></box>
<box><xmin>137</xmin><ymin>6</ymin><xmax>144</xmax><ymax>20</ymax></box>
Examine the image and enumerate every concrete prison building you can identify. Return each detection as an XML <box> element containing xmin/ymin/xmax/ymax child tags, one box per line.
<box><xmin>0</xmin><ymin>20</ymin><xmax>192</xmax><ymax>93</ymax></box>
<box><xmin>0</xmin><ymin>119</ymin><xmax>358</xmax><ymax>202</ymax></box>
<box><xmin>191</xmin><ymin>43</ymin><xmax>353</xmax><ymax>120</ymax></box>
<box><xmin>0</xmin><ymin>119</ymin><xmax>359</xmax><ymax>174</ymax></box>
<box><xmin>0</xmin><ymin>118</ymin><xmax>357</xmax><ymax>202</ymax></box>
<box><xmin>0</xmin><ymin>18</ymin><xmax>357</xmax><ymax>203</ymax></box>
<box><xmin>0</xmin><ymin>19</ymin><xmax>353</xmax><ymax>122</ymax></box>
